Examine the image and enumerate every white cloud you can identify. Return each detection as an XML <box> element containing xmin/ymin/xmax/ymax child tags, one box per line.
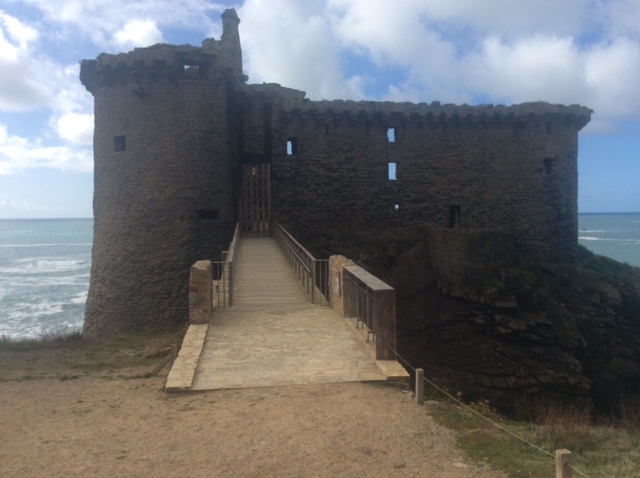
<box><xmin>56</xmin><ymin>113</ymin><xmax>94</xmax><ymax>145</ymax></box>
<box><xmin>584</xmin><ymin>37</ymin><xmax>640</xmax><ymax>131</ymax></box>
<box><xmin>113</xmin><ymin>19</ymin><xmax>164</xmax><ymax>50</ymax></box>
<box><xmin>0</xmin><ymin>11</ymin><xmax>39</xmax><ymax>51</ymax></box>
<box><xmin>240</xmin><ymin>0</ymin><xmax>364</xmax><ymax>100</ymax></box>
<box><xmin>21</xmin><ymin>0</ymin><xmax>222</xmax><ymax>49</ymax></box>
<box><xmin>0</xmin><ymin>11</ymin><xmax>50</xmax><ymax>111</ymax></box>
<box><xmin>0</xmin><ymin>124</ymin><xmax>92</xmax><ymax>175</ymax></box>
<box><xmin>419</xmin><ymin>0</ymin><xmax>595</xmax><ymax>39</ymax></box>
<box><xmin>465</xmin><ymin>36</ymin><xmax>587</xmax><ymax>104</ymax></box>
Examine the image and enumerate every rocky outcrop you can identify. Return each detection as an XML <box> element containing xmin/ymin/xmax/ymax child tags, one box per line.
<box><xmin>384</xmin><ymin>241</ymin><xmax>640</xmax><ymax>417</ymax></box>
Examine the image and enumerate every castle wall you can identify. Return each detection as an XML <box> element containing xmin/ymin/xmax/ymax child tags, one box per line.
<box><xmin>267</xmin><ymin>101</ymin><xmax>586</xmax><ymax>264</ymax></box>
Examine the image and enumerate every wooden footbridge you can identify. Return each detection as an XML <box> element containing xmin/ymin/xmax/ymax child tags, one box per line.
<box><xmin>166</xmin><ymin>223</ymin><xmax>407</xmax><ymax>391</ymax></box>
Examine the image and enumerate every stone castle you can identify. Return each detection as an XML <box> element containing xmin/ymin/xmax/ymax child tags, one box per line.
<box><xmin>80</xmin><ymin>9</ymin><xmax>591</xmax><ymax>337</ymax></box>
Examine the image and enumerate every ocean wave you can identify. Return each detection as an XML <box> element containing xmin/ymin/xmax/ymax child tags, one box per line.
<box><xmin>1</xmin><ymin>293</ymin><xmax>87</xmax><ymax>337</ymax></box>
<box><xmin>4</xmin><ymin>278</ymin><xmax>90</xmax><ymax>288</ymax></box>
<box><xmin>579</xmin><ymin>236</ymin><xmax>605</xmax><ymax>241</ymax></box>
<box><xmin>5</xmin><ymin>301</ymin><xmax>65</xmax><ymax>321</ymax></box>
<box><xmin>579</xmin><ymin>237</ymin><xmax>640</xmax><ymax>244</ymax></box>
<box><xmin>70</xmin><ymin>291</ymin><xmax>89</xmax><ymax>305</ymax></box>
<box><xmin>11</xmin><ymin>258</ymin><xmax>88</xmax><ymax>274</ymax></box>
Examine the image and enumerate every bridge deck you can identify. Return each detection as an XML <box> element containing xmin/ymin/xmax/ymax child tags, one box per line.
<box><xmin>187</xmin><ymin>237</ymin><xmax>392</xmax><ymax>390</ymax></box>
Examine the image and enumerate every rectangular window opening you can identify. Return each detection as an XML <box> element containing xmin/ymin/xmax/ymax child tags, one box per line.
<box><xmin>388</xmin><ymin>162</ymin><xmax>397</xmax><ymax>180</ymax></box>
<box><xmin>543</xmin><ymin>157</ymin><xmax>555</xmax><ymax>175</ymax></box>
<box><xmin>387</xmin><ymin>127</ymin><xmax>395</xmax><ymax>143</ymax></box>
<box><xmin>325</xmin><ymin>124</ymin><xmax>330</xmax><ymax>135</ymax></box>
<box><xmin>394</xmin><ymin>203</ymin><xmax>400</xmax><ymax>211</ymax></box>
<box><xmin>287</xmin><ymin>138</ymin><xmax>298</xmax><ymax>155</ymax></box>
<box><xmin>113</xmin><ymin>135</ymin><xmax>126</xmax><ymax>152</ymax></box>
<box><xmin>183</xmin><ymin>63</ymin><xmax>199</xmax><ymax>71</ymax></box>
<box><xmin>197</xmin><ymin>209</ymin><xmax>218</xmax><ymax>221</ymax></box>
<box><xmin>449</xmin><ymin>205</ymin><xmax>461</xmax><ymax>228</ymax></box>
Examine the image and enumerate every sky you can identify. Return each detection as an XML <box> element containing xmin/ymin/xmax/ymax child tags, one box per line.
<box><xmin>0</xmin><ymin>0</ymin><xmax>639</xmax><ymax>218</ymax></box>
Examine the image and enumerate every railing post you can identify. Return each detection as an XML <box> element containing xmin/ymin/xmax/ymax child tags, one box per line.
<box><xmin>228</xmin><ymin>262</ymin><xmax>233</xmax><ymax>307</ymax></box>
<box><xmin>311</xmin><ymin>260</ymin><xmax>316</xmax><ymax>304</ymax></box>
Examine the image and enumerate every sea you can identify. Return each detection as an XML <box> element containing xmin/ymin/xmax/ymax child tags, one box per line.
<box><xmin>0</xmin><ymin>218</ymin><xmax>92</xmax><ymax>339</ymax></box>
<box><xmin>0</xmin><ymin>214</ymin><xmax>639</xmax><ymax>339</ymax></box>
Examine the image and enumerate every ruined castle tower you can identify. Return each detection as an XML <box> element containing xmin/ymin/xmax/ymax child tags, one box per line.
<box><xmin>81</xmin><ymin>9</ymin><xmax>591</xmax><ymax>337</ymax></box>
<box><xmin>80</xmin><ymin>10</ymin><xmax>244</xmax><ymax>336</ymax></box>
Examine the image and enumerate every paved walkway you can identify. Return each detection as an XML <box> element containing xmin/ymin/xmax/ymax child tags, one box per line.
<box><xmin>166</xmin><ymin>237</ymin><xmax>407</xmax><ymax>392</ymax></box>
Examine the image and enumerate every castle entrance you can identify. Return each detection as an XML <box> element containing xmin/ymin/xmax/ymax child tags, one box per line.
<box><xmin>240</xmin><ymin>163</ymin><xmax>271</xmax><ymax>236</ymax></box>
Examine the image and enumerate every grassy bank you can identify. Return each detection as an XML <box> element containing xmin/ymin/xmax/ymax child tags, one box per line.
<box><xmin>0</xmin><ymin>331</ymin><xmax>182</xmax><ymax>382</ymax></box>
<box><xmin>428</xmin><ymin>396</ymin><xmax>640</xmax><ymax>477</ymax></box>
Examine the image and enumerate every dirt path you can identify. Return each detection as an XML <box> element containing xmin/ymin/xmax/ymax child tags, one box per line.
<box><xmin>0</xmin><ymin>371</ymin><xmax>508</xmax><ymax>478</ymax></box>
<box><xmin>0</xmin><ymin>337</ymin><xmax>506</xmax><ymax>478</ymax></box>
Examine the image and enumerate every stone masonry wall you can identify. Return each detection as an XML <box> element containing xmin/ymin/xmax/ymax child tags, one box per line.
<box><xmin>82</xmin><ymin>45</ymin><xmax>238</xmax><ymax>336</ymax></box>
<box><xmin>267</xmin><ymin>100</ymin><xmax>588</xmax><ymax>264</ymax></box>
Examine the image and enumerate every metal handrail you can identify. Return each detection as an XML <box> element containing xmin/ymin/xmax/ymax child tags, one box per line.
<box><xmin>341</xmin><ymin>265</ymin><xmax>396</xmax><ymax>360</ymax></box>
<box><xmin>343</xmin><ymin>271</ymin><xmax>375</xmax><ymax>342</ymax></box>
<box><xmin>212</xmin><ymin>223</ymin><xmax>240</xmax><ymax>309</ymax></box>
<box><xmin>273</xmin><ymin>221</ymin><xmax>329</xmax><ymax>304</ymax></box>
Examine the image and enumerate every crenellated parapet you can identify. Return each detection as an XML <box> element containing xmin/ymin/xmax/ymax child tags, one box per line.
<box><xmin>80</xmin><ymin>44</ymin><xmax>228</xmax><ymax>93</ymax></box>
<box><xmin>279</xmin><ymin>99</ymin><xmax>592</xmax><ymax>130</ymax></box>
<box><xmin>80</xmin><ymin>9</ymin><xmax>245</xmax><ymax>94</ymax></box>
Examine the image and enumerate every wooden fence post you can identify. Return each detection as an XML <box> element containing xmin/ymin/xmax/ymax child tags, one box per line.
<box><xmin>556</xmin><ymin>449</ymin><xmax>572</xmax><ymax>478</ymax></box>
<box><xmin>415</xmin><ymin>368</ymin><xmax>424</xmax><ymax>404</ymax></box>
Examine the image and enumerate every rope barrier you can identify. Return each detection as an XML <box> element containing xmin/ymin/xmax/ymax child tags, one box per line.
<box><xmin>387</xmin><ymin>344</ymin><xmax>595</xmax><ymax>478</ymax></box>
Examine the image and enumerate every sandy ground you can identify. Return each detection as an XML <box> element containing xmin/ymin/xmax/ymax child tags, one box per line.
<box><xmin>0</xmin><ymin>346</ymin><xmax>506</xmax><ymax>478</ymax></box>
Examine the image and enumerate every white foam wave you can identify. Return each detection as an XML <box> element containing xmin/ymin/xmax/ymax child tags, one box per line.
<box><xmin>70</xmin><ymin>291</ymin><xmax>88</xmax><ymax>305</ymax></box>
<box><xmin>4</xmin><ymin>277</ymin><xmax>89</xmax><ymax>287</ymax></box>
<box><xmin>0</xmin><ymin>230</ymin><xmax>33</xmax><ymax>235</ymax></box>
<box><xmin>5</xmin><ymin>259</ymin><xmax>88</xmax><ymax>274</ymax></box>
<box><xmin>6</xmin><ymin>301</ymin><xmax>64</xmax><ymax>321</ymax></box>
<box><xmin>579</xmin><ymin>236</ymin><xmax>604</xmax><ymax>241</ymax></box>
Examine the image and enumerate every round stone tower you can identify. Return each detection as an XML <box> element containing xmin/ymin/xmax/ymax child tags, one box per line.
<box><xmin>80</xmin><ymin>10</ymin><xmax>243</xmax><ymax>336</ymax></box>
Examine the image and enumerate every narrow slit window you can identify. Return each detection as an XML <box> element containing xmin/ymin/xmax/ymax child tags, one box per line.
<box><xmin>387</xmin><ymin>127</ymin><xmax>395</xmax><ymax>143</ymax></box>
<box><xmin>325</xmin><ymin>124</ymin><xmax>330</xmax><ymax>135</ymax></box>
<box><xmin>388</xmin><ymin>162</ymin><xmax>397</xmax><ymax>180</ymax></box>
<box><xmin>449</xmin><ymin>205</ymin><xmax>461</xmax><ymax>228</ymax></box>
<box><xmin>113</xmin><ymin>135</ymin><xmax>126</xmax><ymax>152</ymax></box>
<box><xmin>394</xmin><ymin>203</ymin><xmax>400</xmax><ymax>211</ymax></box>
<box><xmin>543</xmin><ymin>157</ymin><xmax>555</xmax><ymax>175</ymax></box>
<box><xmin>197</xmin><ymin>209</ymin><xmax>218</xmax><ymax>221</ymax></box>
<box><xmin>287</xmin><ymin>138</ymin><xmax>298</xmax><ymax>155</ymax></box>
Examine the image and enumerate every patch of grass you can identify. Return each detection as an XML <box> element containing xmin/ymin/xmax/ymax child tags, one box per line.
<box><xmin>0</xmin><ymin>331</ymin><xmax>83</xmax><ymax>352</ymax></box>
<box><xmin>0</xmin><ymin>330</ymin><xmax>185</xmax><ymax>382</ymax></box>
<box><xmin>428</xmin><ymin>398</ymin><xmax>640</xmax><ymax>478</ymax></box>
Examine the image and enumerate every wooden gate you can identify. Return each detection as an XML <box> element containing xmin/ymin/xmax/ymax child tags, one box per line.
<box><xmin>240</xmin><ymin>163</ymin><xmax>271</xmax><ymax>236</ymax></box>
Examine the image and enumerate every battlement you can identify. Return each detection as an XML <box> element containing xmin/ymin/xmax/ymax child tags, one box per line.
<box><xmin>81</xmin><ymin>43</ymin><xmax>244</xmax><ymax>93</ymax></box>
<box><xmin>80</xmin><ymin>9</ymin><xmax>244</xmax><ymax>93</ymax></box>
<box><xmin>279</xmin><ymin>99</ymin><xmax>592</xmax><ymax>129</ymax></box>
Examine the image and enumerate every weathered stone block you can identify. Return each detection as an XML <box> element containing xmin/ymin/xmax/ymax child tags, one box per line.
<box><xmin>189</xmin><ymin>260</ymin><xmax>213</xmax><ymax>324</ymax></box>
